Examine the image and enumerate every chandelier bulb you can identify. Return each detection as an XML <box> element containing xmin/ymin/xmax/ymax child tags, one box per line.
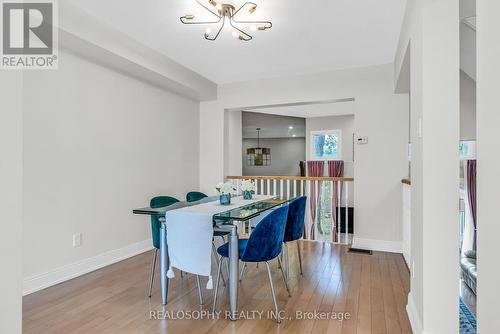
<box><xmin>232</xmin><ymin>31</ymin><xmax>239</xmax><ymax>38</ymax></box>
<box><xmin>249</xmin><ymin>5</ymin><xmax>257</xmax><ymax>13</ymax></box>
<box><xmin>184</xmin><ymin>14</ymin><xmax>194</xmax><ymax>20</ymax></box>
<box><xmin>209</xmin><ymin>0</ymin><xmax>217</xmax><ymax>6</ymax></box>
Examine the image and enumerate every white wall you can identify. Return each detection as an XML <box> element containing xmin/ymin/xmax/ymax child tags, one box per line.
<box><xmin>305</xmin><ymin>115</ymin><xmax>355</xmax><ymax>177</ymax></box>
<box><xmin>460</xmin><ymin>71</ymin><xmax>476</xmax><ymax>140</ymax></box>
<box><xmin>224</xmin><ymin>110</ymin><xmax>242</xmax><ymax>178</ymax></box>
<box><xmin>242</xmin><ymin>137</ymin><xmax>305</xmax><ymax>176</ymax></box>
<box><xmin>476</xmin><ymin>1</ymin><xmax>500</xmax><ymax>332</ymax></box>
<box><xmin>0</xmin><ymin>72</ymin><xmax>23</xmax><ymax>333</ymax></box>
<box><xmin>22</xmin><ymin>50</ymin><xmax>200</xmax><ymax>289</ymax></box>
<box><xmin>396</xmin><ymin>1</ymin><xmax>460</xmax><ymax>333</ymax></box>
<box><xmin>200</xmin><ymin>64</ymin><xmax>409</xmax><ymax>251</ymax></box>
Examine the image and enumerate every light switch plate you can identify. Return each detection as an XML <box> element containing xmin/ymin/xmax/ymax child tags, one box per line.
<box><xmin>356</xmin><ymin>136</ymin><xmax>368</xmax><ymax>144</ymax></box>
<box><xmin>73</xmin><ymin>233</ymin><xmax>82</xmax><ymax>248</ymax></box>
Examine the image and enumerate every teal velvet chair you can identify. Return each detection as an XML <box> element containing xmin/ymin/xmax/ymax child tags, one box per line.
<box><xmin>148</xmin><ymin>196</ymin><xmax>179</xmax><ymax>298</ymax></box>
<box><xmin>148</xmin><ymin>196</ymin><xmax>204</xmax><ymax>304</ymax></box>
<box><xmin>186</xmin><ymin>191</ymin><xmax>207</xmax><ymax>203</ymax></box>
<box><xmin>186</xmin><ymin>191</ymin><xmax>230</xmax><ymax>239</ymax></box>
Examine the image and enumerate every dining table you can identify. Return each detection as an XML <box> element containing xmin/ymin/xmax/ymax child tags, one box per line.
<box><xmin>133</xmin><ymin>194</ymin><xmax>295</xmax><ymax>320</ymax></box>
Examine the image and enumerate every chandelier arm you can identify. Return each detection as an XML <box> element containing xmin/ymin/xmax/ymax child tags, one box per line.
<box><xmin>231</xmin><ymin>18</ymin><xmax>272</xmax><ymax>29</ymax></box>
<box><xmin>180</xmin><ymin>15</ymin><xmax>222</xmax><ymax>25</ymax></box>
<box><xmin>232</xmin><ymin>2</ymin><xmax>257</xmax><ymax>18</ymax></box>
<box><xmin>206</xmin><ymin>16</ymin><xmax>226</xmax><ymax>41</ymax></box>
<box><xmin>195</xmin><ymin>0</ymin><xmax>221</xmax><ymax>18</ymax></box>
<box><xmin>229</xmin><ymin>18</ymin><xmax>252</xmax><ymax>41</ymax></box>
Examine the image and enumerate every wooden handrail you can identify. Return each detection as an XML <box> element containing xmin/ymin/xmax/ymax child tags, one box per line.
<box><xmin>227</xmin><ymin>175</ymin><xmax>354</xmax><ymax>182</ymax></box>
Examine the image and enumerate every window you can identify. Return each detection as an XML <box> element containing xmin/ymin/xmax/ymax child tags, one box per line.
<box><xmin>310</xmin><ymin>129</ymin><xmax>342</xmax><ymax>160</ymax></box>
<box><xmin>459</xmin><ymin>140</ymin><xmax>476</xmax><ymax>160</ymax></box>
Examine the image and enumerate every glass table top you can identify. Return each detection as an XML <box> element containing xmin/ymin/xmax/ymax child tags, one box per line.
<box><xmin>213</xmin><ymin>196</ymin><xmax>294</xmax><ymax>221</ymax></box>
<box><xmin>133</xmin><ymin>196</ymin><xmax>295</xmax><ymax>221</ymax></box>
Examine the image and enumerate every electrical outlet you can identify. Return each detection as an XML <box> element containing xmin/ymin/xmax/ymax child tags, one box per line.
<box><xmin>412</xmin><ymin>261</ymin><xmax>415</xmax><ymax>278</ymax></box>
<box><xmin>73</xmin><ymin>233</ymin><xmax>82</xmax><ymax>248</ymax></box>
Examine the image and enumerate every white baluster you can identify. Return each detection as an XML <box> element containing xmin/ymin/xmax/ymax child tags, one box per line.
<box><xmin>266</xmin><ymin>179</ymin><xmax>270</xmax><ymax>196</ymax></box>
<box><xmin>287</xmin><ymin>180</ymin><xmax>291</xmax><ymax>198</ymax></box>
<box><xmin>273</xmin><ymin>179</ymin><xmax>277</xmax><ymax>196</ymax></box>
<box><xmin>280</xmin><ymin>179</ymin><xmax>284</xmax><ymax>198</ymax></box>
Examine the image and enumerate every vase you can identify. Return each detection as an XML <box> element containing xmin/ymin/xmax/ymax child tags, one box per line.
<box><xmin>220</xmin><ymin>193</ymin><xmax>231</xmax><ymax>205</ymax></box>
<box><xmin>243</xmin><ymin>190</ymin><xmax>253</xmax><ymax>200</ymax></box>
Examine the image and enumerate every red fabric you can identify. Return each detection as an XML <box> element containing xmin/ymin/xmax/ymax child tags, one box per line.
<box><xmin>307</xmin><ymin>161</ymin><xmax>325</xmax><ymax>240</ymax></box>
<box><xmin>328</xmin><ymin>161</ymin><xmax>344</xmax><ymax>242</ymax></box>
<box><xmin>467</xmin><ymin>160</ymin><xmax>477</xmax><ymax>250</ymax></box>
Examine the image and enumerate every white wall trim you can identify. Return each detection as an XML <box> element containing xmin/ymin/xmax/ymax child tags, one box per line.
<box><xmin>406</xmin><ymin>292</ymin><xmax>424</xmax><ymax>334</ymax></box>
<box><xmin>23</xmin><ymin>239</ymin><xmax>152</xmax><ymax>296</ymax></box>
<box><xmin>351</xmin><ymin>237</ymin><xmax>402</xmax><ymax>254</ymax></box>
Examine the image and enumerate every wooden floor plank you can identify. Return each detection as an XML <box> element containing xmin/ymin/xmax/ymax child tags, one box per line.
<box><xmin>23</xmin><ymin>242</ymin><xmax>412</xmax><ymax>334</ymax></box>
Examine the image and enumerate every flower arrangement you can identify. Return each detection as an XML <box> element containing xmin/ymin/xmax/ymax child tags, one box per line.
<box><xmin>215</xmin><ymin>182</ymin><xmax>235</xmax><ymax>194</ymax></box>
<box><xmin>240</xmin><ymin>179</ymin><xmax>256</xmax><ymax>192</ymax></box>
<box><xmin>240</xmin><ymin>179</ymin><xmax>256</xmax><ymax>200</ymax></box>
<box><xmin>216</xmin><ymin>181</ymin><xmax>235</xmax><ymax>205</ymax></box>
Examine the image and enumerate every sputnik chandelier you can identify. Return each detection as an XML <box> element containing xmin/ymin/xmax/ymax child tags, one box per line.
<box><xmin>180</xmin><ymin>1</ymin><xmax>272</xmax><ymax>41</ymax></box>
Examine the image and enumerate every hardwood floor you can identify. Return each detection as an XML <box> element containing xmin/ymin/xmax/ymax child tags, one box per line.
<box><xmin>23</xmin><ymin>242</ymin><xmax>413</xmax><ymax>334</ymax></box>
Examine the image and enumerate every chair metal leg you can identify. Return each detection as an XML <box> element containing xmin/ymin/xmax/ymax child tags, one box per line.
<box><xmin>239</xmin><ymin>262</ymin><xmax>247</xmax><ymax>282</ymax></box>
<box><xmin>148</xmin><ymin>248</ymin><xmax>158</xmax><ymax>298</ymax></box>
<box><xmin>212</xmin><ymin>242</ymin><xmax>226</xmax><ymax>287</ymax></box>
<box><xmin>196</xmin><ymin>275</ymin><xmax>204</xmax><ymax>305</ymax></box>
<box><xmin>265</xmin><ymin>261</ymin><xmax>281</xmax><ymax>323</ymax></box>
<box><xmin>285</xmin><ymin>242</ymin><xmax>290</xmax><ymax>281</ymax></box>
<box><xmin>277</xmin><ymin>257</ymin><xmax>291</xmax><ymax>297</ymax></box>
<box><xmin>219</xmin><ymin>235</ymin><xmax>231</xmax><ymax>284</ymax></box>
<box><xmin>297</xmin><ymin>241</ymin><xmax>303</xmax><ymax>275</ymax></box>
<box><xmin>212</xmin><ymin>257</ymin><xmax>223</xmax><ymax>313</ymax></box>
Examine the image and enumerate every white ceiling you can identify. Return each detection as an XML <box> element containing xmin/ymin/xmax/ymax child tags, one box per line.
<box><xmin>68</xmin><ymin>0</ymin><xmax>407</xmax><ymax>84</ymax></box>
<box><xmin>247</xmin><ymin>100</ymin><xmax>355</xmax><ymax>118</ymax></box>
<box><xmin>460</xmin><ymin>0</ymin><xmax>476</xmax><ymax>80</ymax></box>
<box><xmin>242</xmin><ymin>112</ymin><xmax>305</xmax><ymax>139</ymax></box>
<box><xmin>242</xmin><ymin>100</ymin><xmax>355</xmax><ymax>138</ymax></box>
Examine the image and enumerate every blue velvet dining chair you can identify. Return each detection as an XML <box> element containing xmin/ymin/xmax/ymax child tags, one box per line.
<box><xmin>283</xmin><ymin>196</ymin><xmax>307</xmax><ymax>279</ymax></box>
<box><xmin>148</xmin><ymin>196</ymin><xmax>204</xmax><ymax>304</ymax></box>
<box><xmin>212</xmin><ymin>205</ymin><xmax>291</xmax><ymax>323</ymax></box>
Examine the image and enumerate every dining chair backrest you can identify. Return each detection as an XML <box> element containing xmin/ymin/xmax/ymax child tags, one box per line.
<box><xmin>186</xmin><ymin>191</ymin><xmax>208</xmax><ymax>203</ymax></box>
<box><xmin>284</xmin><ymin>196</ymin><xmax>307</xmax><ymax>242</ymax></box>
<box><xmin>150</xmin><ymin>196</ymin><xmax>180</xmax><ymax>249</ymax></box>
<box><xmin>241</xmin><ymin>205</ymin><xmax>289</xmax><ymax>262</ymax></box>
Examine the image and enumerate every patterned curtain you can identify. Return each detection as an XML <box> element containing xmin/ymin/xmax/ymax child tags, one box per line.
<box><xmin>328</xmin><ymin>161</ymin><xmax>344</xmax><ymax>242</ymax></box>
<box><xmin>307</xmin><ymin>161</ymin><xmax>325</xmax><ymax>240</ymax></box>
<box><xmin>467</xmin><ymin>160</ymin><xmax>477</xmax><ymax>250</ymax></box>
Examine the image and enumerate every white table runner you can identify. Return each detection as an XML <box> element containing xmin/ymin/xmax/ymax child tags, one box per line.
<box><xmin>165</xmin><ymin>195</ymin><xmax>274</xmax><ymax>289</ymax></box>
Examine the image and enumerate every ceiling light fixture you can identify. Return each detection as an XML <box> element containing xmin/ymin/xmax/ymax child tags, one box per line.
<box><xmin>247</xmin><ymin>128</ymin><xmax>271</xmax><ymax>166</ymax></box>
<box><xmin>180</xmin><ymin>1</ymin><xmax>272</xmax><ymax>41</ymax></box>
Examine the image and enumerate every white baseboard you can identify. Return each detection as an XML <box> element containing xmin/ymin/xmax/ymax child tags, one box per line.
<box><xmin>351</xmin><ymin>237</ymin><xmax>402</xmax><ymax>254</ymax></box>
<box><xmin>406</xmin><ymin>292</ymin><xmax>424</xmax><ymax>334</ymax></box>
<box><xmin>23</xmin><ymin>239</ymin><xmax>152</xmax><ymax>296</ymax></box>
